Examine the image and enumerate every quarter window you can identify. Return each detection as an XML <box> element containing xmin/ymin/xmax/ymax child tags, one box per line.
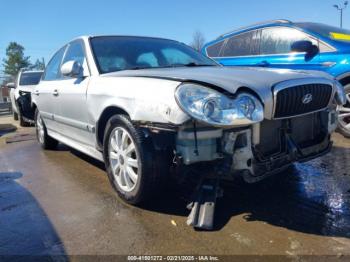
<box><xmin>42</xmin><ymin>47</ymin><xmax>66</xmax><ymax>81</ymax></box>
<box><xmin>319</xmin><ymin>41</ymin><xmax>334</xmax><ymax>52</ymax></box>
<box><xmin>220</xmin><ymin>30</ymin><xmax>260</xmax><ymax>57</ymax></box>
<box><xmin>260</xmin><ymin>27</ymin><xmax>317</xmax><ymax>55</ymax></box>
<box><xmin>206</xmin><ymin>40</ymin><xmax>225</xmax><ymax>57</ymax></box>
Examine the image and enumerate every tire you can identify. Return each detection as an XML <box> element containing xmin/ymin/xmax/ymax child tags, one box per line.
<box><xmin>16</xmin><ymin>101</ymin><xmax>29</xmax><ymax>127</ymax></box>
<box><xmin>337</xmin><ymin>84</ymin><xmax>350</xmax><ymax>138</ymax></box>
<box><xmin>103</xmin><ymin>114</ymin><xmax>166</xmax><ymax>205</ymax></box>
<box><xmin>13</xmin><ymin>111</ymin><xmax>18</xmax><ymax>121</ymax></box>
<box><xmin>19</xmin><ymin>113</ymin><xmax>29</xmax><ymax>127</ymax></box>
<box><xmin>35</xmin><ymin>109</ymin><xmax>58</xmax><ymax>150</ymax></box>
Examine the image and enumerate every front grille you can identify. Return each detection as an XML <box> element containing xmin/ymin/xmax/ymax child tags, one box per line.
<box><xmin>273</xmin><ymin>84</ymin><xmax>333</xmax><ymax>119</ymax></box>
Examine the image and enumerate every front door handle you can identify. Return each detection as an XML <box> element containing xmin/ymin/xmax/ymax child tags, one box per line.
<box><xmin>34</xmin><ymin>90</ymin><xmax>40</xmax><ymax>96</ymax></box>
<box><xmin>53</xmin><ymin>89</ymin><xmax>59</xmax><ymax>96</ymax></box>
<box><xmin>256</xmin><ymin>60</ymin><xmax>270</xmax><ymax>67</ymax></box>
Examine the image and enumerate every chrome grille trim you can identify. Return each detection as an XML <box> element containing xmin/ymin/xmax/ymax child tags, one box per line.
<box><xmin>272</xmin><ymin>78</ymin><xmax>335</xmax><ymax>120</ymax></box>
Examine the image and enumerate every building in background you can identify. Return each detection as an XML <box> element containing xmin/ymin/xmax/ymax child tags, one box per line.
<box><xmin>0</xmin><ymin>72</ymin><xmax>13</xmax><ymax>102</ymax></box>
<box><xmin>1</xmin><ymin>85</ymin><xmax>10</xmax><ymax>102</ymax></box>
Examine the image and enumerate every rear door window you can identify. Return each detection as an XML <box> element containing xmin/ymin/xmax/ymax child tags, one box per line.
<box><xmin>220</xmin><ymin>30</ymin><xmax>260</xmax><ymax>57</ymax></box>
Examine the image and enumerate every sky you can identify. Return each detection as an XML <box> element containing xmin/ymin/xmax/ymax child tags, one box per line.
<box><xmin>0</xmin><ymin>0</ymin><xmax>349</xmax><ymax>71</ymax></box>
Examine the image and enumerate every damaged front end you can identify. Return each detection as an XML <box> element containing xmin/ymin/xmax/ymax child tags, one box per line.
<box><xmin>172</xmin><ymin>79</ymin><xmax>340</xmax><ymax>183</ymax></box>
<box><xmin>141</xmin><ymin>78</ymin><xmax>342</xmax><ymax>230</ymax></box>
<box><xmin>173</xmin><ymin>107</ymin><xmax>336</xmax><ymax>183</ymax></box>
<box><xmin>16</xmin><ymin>91</ymin><xmax>36</xmax><ymax>124</ymax></box>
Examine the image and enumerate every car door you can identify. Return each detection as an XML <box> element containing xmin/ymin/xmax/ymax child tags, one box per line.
<box><xmin>258</xmin><ymin>26</ymin><xmax>323</xmax><ymax>70</ymax></box>
<box><xmin>54</xmin><ymin>40</ymin><xmax>93</xmax><ymax>146</ymax></box>
<box><xmin>35</xmin><ymin>46</ymin><xmax>67</xmax><ymax>132</ymax></box>
<box><xmin>211</xmin><ymin>30</ymin><xmax>261</xmax><ymax>67</ymax></box>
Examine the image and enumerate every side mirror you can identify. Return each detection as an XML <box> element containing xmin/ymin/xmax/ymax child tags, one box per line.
<box><xmin>291</xmin><ymin>40</ymin><xmax>313</xmax><ymax>53</ymax></box>
<box><xmin>291</xmin><ymin>40</ymin><xmax>319</xmax><ymax>61</ymax></box>
<box><xmin>60</xmin><ymin>60</ymin><xmax>83</xmax><ymax>78</ymax></box>
<box><xmin>6</xmin><ymin>82</ymin><xmax>15</xmax><ymax>89</ymax></box>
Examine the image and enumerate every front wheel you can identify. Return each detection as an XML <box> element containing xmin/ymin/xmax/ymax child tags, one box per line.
<box><xmin>35</xmin><ymin>109</ymin><xmax>58</xmax><ymax>150</ymax></box>
<box><xmin>17</xmin><ymin>107</ymin><xmax>29</xmax><ymax>127</ymax></box>
<box><xmin>103</xmin><ymin>115</ymin><xmax>166</xmax><ymax>205</ymax></box>
<box><xmin>337</xmin><ymin>84</ymin><xmax>350</xmax><ymax>138</ymax></box>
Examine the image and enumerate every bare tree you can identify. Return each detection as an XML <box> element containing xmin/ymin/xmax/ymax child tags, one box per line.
<box><xmin>190</xmin><ymin>30</ymin><xmax>206</xmax><ymax>51</ymax></box>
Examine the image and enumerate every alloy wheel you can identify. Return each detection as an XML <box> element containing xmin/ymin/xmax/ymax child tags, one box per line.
<box><xmin>109</xmin><ymin>127</ymin><xmax>139</xmax><ymax>192</ymax></box>
<box><xmin>338</xmin><ymin>92</ymin><xmax>350</xmax><ymax>132</ymax></box>
<box><xmin>36</xmin><ymin>113</ymin><xmax>45</xmax><ymax>144</ymax></box>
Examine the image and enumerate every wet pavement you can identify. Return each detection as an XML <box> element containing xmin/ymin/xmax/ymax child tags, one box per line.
<box><xmin>1</xmin><ymin>115</ymin><xmax>350</xmax><ymax>258</ymax></box>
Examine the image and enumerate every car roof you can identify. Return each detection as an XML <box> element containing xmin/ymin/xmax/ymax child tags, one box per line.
<box><xmin>72</xmin><ymin>35</ymin><xmax>182</xmax><ymax>44</ymax></box>
<box><xmin>216</xmin><ymin>19</ymin><xmax>293</xmax><ymax>39</ymax></box>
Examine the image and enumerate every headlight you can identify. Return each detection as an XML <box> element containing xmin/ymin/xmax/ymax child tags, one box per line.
<box><xmin>175</xmin><ymin>83</ymin><xmax>264</xmax><ymax>126</ymax></box>
<box><xmin>335</xmin><ymin>81</ymin><xmax>346</xmax><ymax>105</ymax></box>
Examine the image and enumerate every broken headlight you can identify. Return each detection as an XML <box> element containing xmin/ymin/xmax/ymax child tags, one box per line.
<box><xmin>335</xmin><ymin>81</ymin><xmax>346</xmax><ymax>105</ymax></box>
<box><xmin>175</xmin><ymin>83</ymin><xmax>264</xmax><ymax>126</ymax></box>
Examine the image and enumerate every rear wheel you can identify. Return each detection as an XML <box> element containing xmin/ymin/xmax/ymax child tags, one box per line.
<box><xmin>35</xmin><ymin>109</ymin><xmax>58</xmax><ymax>149</ymax></box>
<box><xmin>103</xmin><ymin>114</ymin><xmax>166</xmax><ymax>205</ymax></box>
<box><xmin>337</xmin><ymin>84</ymin><xmax>350</xmax><ymax>138</ymax></box>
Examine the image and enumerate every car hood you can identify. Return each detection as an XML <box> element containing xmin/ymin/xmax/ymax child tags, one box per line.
<box><xmin>101</xmin><ymin>66</ymin><xmax>335</xmax><ymax>121</ymax></box>
<box><xmin>17</xmin><ymin>85</ymin><xmax>37</xmax><ymax>92</ymax></box>
<box><xmin>105</xmin><ymin>66</ymin><xmax>334</xmax><ymax>93</ymax></box>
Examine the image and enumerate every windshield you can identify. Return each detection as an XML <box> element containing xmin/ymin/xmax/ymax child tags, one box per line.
<box><xmin>90</xmin><ymin>36</ymin><xmax>217</xmax><ymax>74</ymax></box>
<box><xmin>296</xmin><ymin>22</ymin><xmax>350</xmax><ymax>42</ymax></box>
<box><xmin>19</xmin><ymin>72</ymin><xmax>43</xmax><ymax>85</ymax></box>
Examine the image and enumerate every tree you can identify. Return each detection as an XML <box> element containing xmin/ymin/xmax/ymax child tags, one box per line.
<box><xmin>32</xmin><ymin>58</ymin><xmax>45</xmax><ymax>70</ymax></box>
<box><xmin>190</xmin><ymin>30</ymin><xmax>206</xmax><ymax>51</ymax></box>
<box><xmin>2</xmin><ymin>42</ymin><xmax>31</xmax><ymax>77</ymax></box>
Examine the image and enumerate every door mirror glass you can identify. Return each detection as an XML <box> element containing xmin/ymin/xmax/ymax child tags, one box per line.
<box><xmin>6</xmin><ymin>82</ymin><xmax>15</xmax><ymax>89</ymax></box>
<box><xmin>291</xmin><ymin>40</ymin><xmax>313</xmax><ymax>52</ymax></box>
<box><xmin>291</xmin><ymin>40</ymin><xmax>319</xmax><ymax>60</ymax></box>
<box><xmin>60</xmin><ymin>60</ymin><xmax>82</xmax><ymax>78</ymax></box>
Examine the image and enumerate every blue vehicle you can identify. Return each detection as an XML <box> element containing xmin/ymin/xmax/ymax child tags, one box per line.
<box><xmin>203</xmin><ymin>19</ymin><xmax>350</xmax><ymax>137</ymax></box>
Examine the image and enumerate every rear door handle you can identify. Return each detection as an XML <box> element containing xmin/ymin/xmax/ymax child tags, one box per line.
<box><xmin>34</xmin><ymin>90</ymin><xmax>40</xmax><ymax>96</ymax></box>
<box><xmin>53</xmin><ymin>89</ymin><xmax>59</xmax><ymax>96</ymax></box>
<box><xmin>256</xmin><ymin>60</ymin><xmax>270</xmax><ymax>67</ymax></box>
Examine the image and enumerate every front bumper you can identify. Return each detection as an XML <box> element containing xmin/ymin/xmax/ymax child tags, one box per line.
<box><xmin>243</xmin><ymin>136</ymin><xmax>332</xmax><ymax>183</ymax></box>
<box><xmin>174</xmin><ymin>109</ymin><xmax>336</xmax><ymax>183</ymax></box>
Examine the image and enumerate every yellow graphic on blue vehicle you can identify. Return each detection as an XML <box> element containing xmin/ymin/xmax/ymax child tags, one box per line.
<box><xmin>330</xmin><ymin>32</ymin><xmax>350</xmax><ymax>41</ymax></box>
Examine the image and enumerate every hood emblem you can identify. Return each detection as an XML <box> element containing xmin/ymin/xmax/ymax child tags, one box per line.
<box><xmin>302</xmin><ymin>93</ymin><xmax>313</xmax><ymax>104</ymax></box>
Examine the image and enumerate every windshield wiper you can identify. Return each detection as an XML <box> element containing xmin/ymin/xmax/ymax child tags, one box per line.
<box><xmin>171</xmin><ymin>62</ymin><xmax>216</xmax><ymax>67</ymax></box>
<box><xmin>185</xmin><ymin>62</ymin><xmax>209</xmax><ymax>67</ymax></box>
<box><xmin>125</xmin><ymin>63</ymin><xmax>216</xmax><ymax>71</ymax></box>
<box><xmin>127</xmin><ymin>66</ymin><xmax>152</xmax><ymax>70</ymax></box>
